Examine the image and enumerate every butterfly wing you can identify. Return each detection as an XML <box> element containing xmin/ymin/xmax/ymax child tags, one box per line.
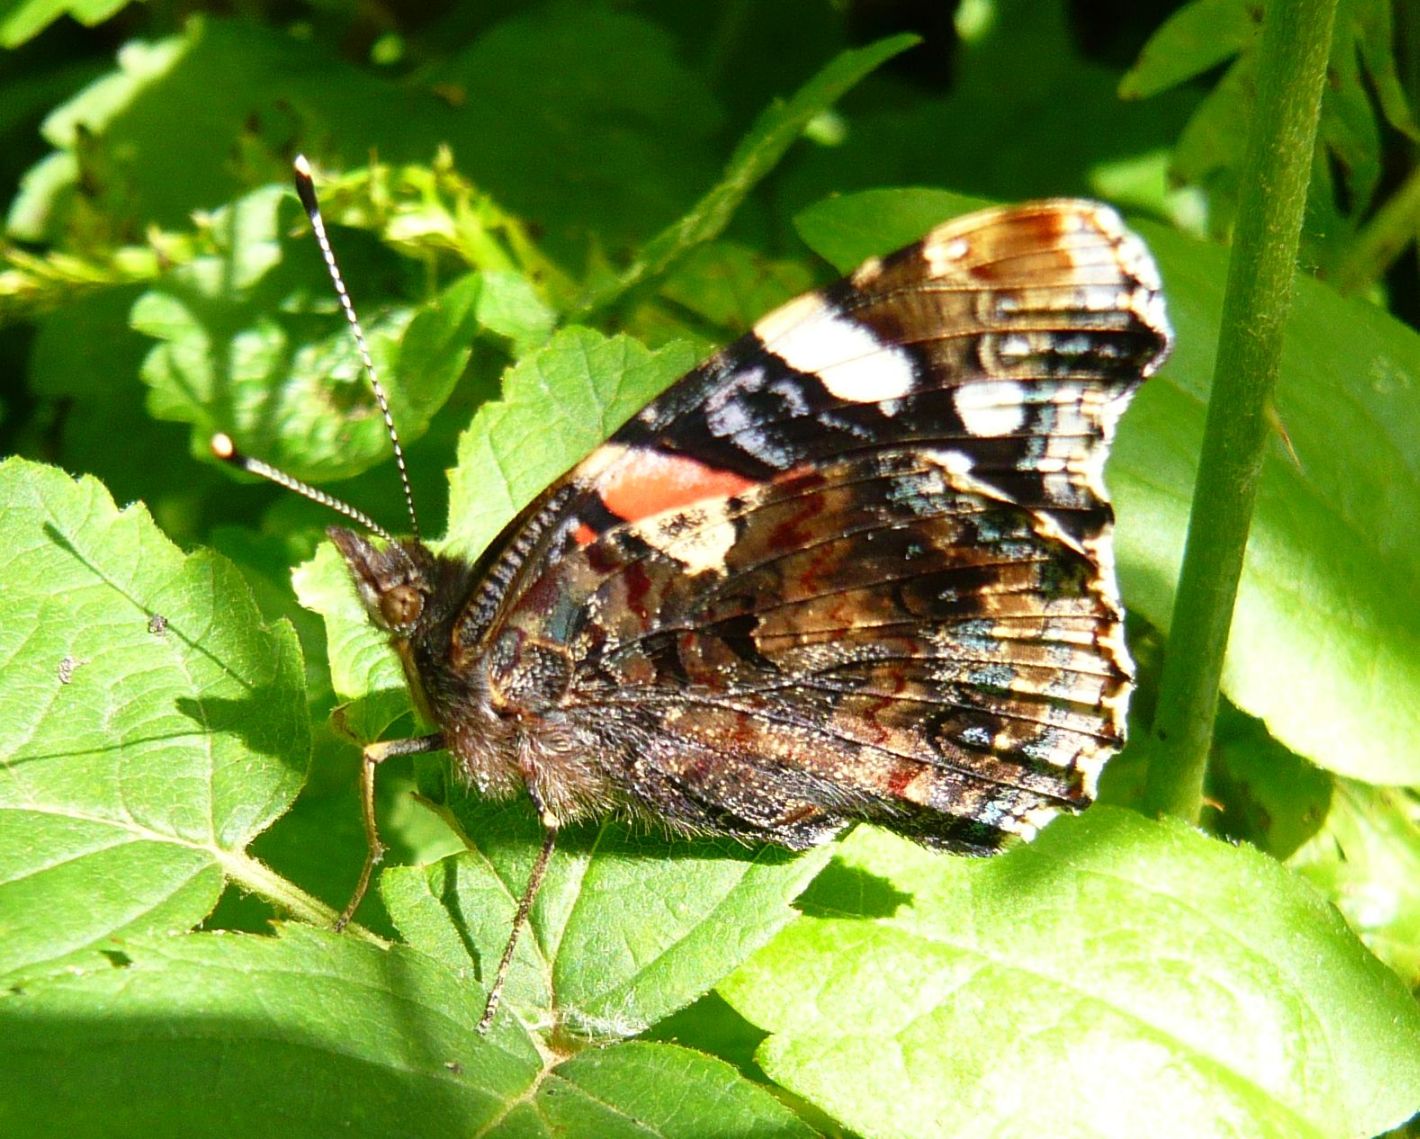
<box><xmin>456</xmin><ymin>200</ymin><xmax>1172</xmax><ymax>851</ymax></box>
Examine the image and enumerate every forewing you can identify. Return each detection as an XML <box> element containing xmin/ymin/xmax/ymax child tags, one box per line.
<box><xmin>466</xmin><ymin>200</ymin><xmax>1172</xmax><ymax>850</ymax></box>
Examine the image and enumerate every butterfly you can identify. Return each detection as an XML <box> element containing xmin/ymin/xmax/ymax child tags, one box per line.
<box><xmin>216</xmin><ymin>160</ymin><xmax>1172</xmax><ymax>1030</ymax></box>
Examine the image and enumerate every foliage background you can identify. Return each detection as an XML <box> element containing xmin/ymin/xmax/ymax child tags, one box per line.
<box><xmin>1</xmin><ymin>1</ymin><xmax>1419</xmax><ymax>1136</ymax></box>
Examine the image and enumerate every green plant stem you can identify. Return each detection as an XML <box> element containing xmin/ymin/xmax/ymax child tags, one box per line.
<box><xmin>218</xmin><ymin>849</ymin><xmax>388</xmax><ymax>947</ymax></box>
<box><xmin>570</xmin><ymin>34</ymin><xmax>917</xmax><ymax>322</ymax></box>
<box><xmin>1332</xmin><ymin>164</ymin><xmax>1420</xmax><ymax>295</ymax></box>
<box><xmin>1143</xmin><ymin>0</ymin><xmax>1339</xmax><ymax>822</ymax></box>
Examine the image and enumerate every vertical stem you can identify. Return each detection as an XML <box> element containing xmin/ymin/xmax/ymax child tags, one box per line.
<box><xmin>1143</xmin><ymin>0</ymin><xmax>1340</xmax><ymax>821</ymax></box>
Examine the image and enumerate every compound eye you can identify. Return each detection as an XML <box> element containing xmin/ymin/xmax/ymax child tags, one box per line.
<box><xmin>380</xmin><ymin>585</ymin><xmax>424</xmax><ymax>629</ymax></box>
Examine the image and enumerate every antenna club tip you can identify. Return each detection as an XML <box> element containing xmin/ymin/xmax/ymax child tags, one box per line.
<box><xmin>293</xmin><ymin>153</ymin><xmax>313</xmax><ymax>178</ymax></box>
<box><xmin>211</xmin><ymin>433</ymin><xmax>236</xmax><ymax>460</ymax></box>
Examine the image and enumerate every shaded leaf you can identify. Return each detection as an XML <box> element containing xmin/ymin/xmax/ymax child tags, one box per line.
<box><xmin>1122</xmin><ymin>0</ymin><xmax>1418</xmax><ymax>247</ymax></box>
<box><xmin>1118</xmin><ymin>0</ymin><xmax>1259</xmax><ymax>99</ymax></box>
<box><xmin>0</xmin><ymin>922</ymin><xmax>815</xmax><ymax>1137</ymax></box>
<box><xmin>534</xmin><ymin>1041</ymin><xmax>816</xmax><ymax>1138</ymax></box>
<box><xmin>576</xmin><ymin>32</ymin><xmax>917</xmax><ymax>314</ymax></box>
<box><xmin>0</xmin><ymin>926</ymin><xmax>543</xmax><ymax>1137</ymax></box>
<box><xmin>775</xmin><ymin>13</ymin><xmax>1199</xmax><ymax>232</ymax></box>
<box><xmin>25</xmin><ymin>285</ymin><xmax>218</xmax><ymax>526</ymax></box>
<box><xmin>1205</xmin><ymin>704</ymin><xmax>1333</xmax><ymax>860</ymax></box>
<box><xmin>429</xmin><ymin>6</ymin><xmax>724</xmax><ymax>253</ymax></box>
<box><xmin>658</xmin><ymin>240</ymin><xmax>816</xmax><ymax>335</ymax></box>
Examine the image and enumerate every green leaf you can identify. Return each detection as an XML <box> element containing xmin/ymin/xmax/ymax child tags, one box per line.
<box><xmin>0</xmin><ymin>0</ymin><xmax>138</xmax><ymax>54</ymax></box>
<box><xmin>1120</xmin><ymin>222</ymin><xmax>1420</xmax><ymax>785</ymax></box>
<box><xmin>1292</xmin><ymin>781</ymin><xmax>1420</xmax><ymax>989</ymax></box>
<box><xmin>791</xmin><ymin>189</ymin><xmax>988</xmax><ymax>268</ymax></box>
<box><xmin>382</xmin><ymin>803</ymin><xmax>832</xmax><ymax>1037</ymax></box>
<box><xmin>290</xmin><ymin>542</ymin><xmax>408</xmax><ymax>743</ymax></box>
<box><xmin>0</xmin><ymin>923</ymin><xmax>814</xmax><ymax>1137</ymax></box>
<box><xmin>1118</xmin><ymin>0</ymin><xmax>1260</xmax><ymax>99</ymax></box>
<box><xmin>0</xmin><ymin>926</ymin><xmax>542</xmax><ymax>1136</ymax></box>
<box><xmin>11</xmin><ymin>19</ymin><xmax>422</xmax><ymax>241</ymax></box>
<box><xmin>0</xmin><ymin>457</ymin><xmax>308</xmax><ymax>982</ymax></box>
<box><xmin>792</xmin><ymin>189</ymin><xmax>1420</xmax><ymax>786</ymax></box>
<box><xmin>131</xmin><ymin>183</ymin><xmax>481</xmax><ymax>482</ymax></box>
<box><xmin>658</xmin><ymin>241</ymin><xmax>817</xmax><ymax>335</ymax></box>
<box><xmin>445</xmin><ymin>327</ymin><xmax>698</xmax><ymax>557</ymax></box>
<box><xmin>575</xmin><ymin>32</ymin><xmax>918</xmax><ymax>315</ymax></box>
<box><xmin>1122</xmin><ymin>0</ymin><xmax>1418</xmax><ymax>245</ymax></box>
<box><xmin>469</xmin><ymin>269</ymin><xmax>557</xmax><ymax>355</ymax></box>
<box><xmin>720</xmin><ymin>810</ymin><xmax>1420</xmax><ymax>1139</ymax></box>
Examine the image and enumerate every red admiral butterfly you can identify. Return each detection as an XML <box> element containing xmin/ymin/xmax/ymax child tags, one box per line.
<box><xmin>215</xmin><ymin>158</ymin><xmax>1172</xmax><ymax>1030</ymax></box>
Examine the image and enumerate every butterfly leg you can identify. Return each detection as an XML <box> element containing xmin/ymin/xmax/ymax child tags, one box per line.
<box><xmin>479</xmin><ymin>814</ymin><xmax>558</xmax><ymax>1033</ymax></box>
<box><xmin>335</xmin><ymin>732</ymin><xmax>445</xmax><ymax>931</ymax></box>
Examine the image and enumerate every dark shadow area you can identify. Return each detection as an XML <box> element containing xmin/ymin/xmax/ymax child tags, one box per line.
<box><xmin>442</xmin><ymin>785</ymin><xmax>802</xmax><ymax>870</ymax></box>
<box><xmin>795</xmin><ymin>853</ymin><xmax>912</xmax><ymax>919</ymax></box>
<box><xmin>1206</xmin><ymin>702</ymin><xmax>1333</xmax><ymax>860</ymax></box>
<box><xmin>0</xmin><ymin>971</ymin><xmax>536</xmax><ymax>1138</ymax></box>
<box><xmin>174</xmin><ymin>693</ymin><xmax>307</xmax><ymax>782</ymax></box>
<box><xmin>5</xmin><ymin>727</ymin><xmax>218</xmax><ymax>768</ymax></box>
<box><xmin>643</xmin><ymin>989</ymin><xmax>769</xmax><ymax>1080</ymax></box>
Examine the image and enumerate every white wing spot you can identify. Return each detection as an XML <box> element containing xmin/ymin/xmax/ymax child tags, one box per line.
<box><xmin>925</xmin><ymin>235</ymin><xmax>970</xmax><ymax>273</ymax></box>
<box><xmin>635</xmin><ymin>504</ymin><xmax>738</xmax><ymax>575</ymax></box>
<box><xmin>755</xmin><ymin>297</ymin><xmax>915</xmax><ymax>404</ymax></box>
<box><xmin>998</xmin><ymin>334</ymin><xmax>1033</xmax><ymax>360</ymax></box>
<box><xmin>998</xmin><ymin>803</ymin><xmax>1063</xmax><ymax>840</ymax></box>
<box><xmin>937</xmin><ymin>450</ymin><xmax>975</xmax><ymax>476</ymax></box>
<box><xmin>955</xmin><ymin>380</ymin><xmax>1028</xmax><ymax>436</ymax></box>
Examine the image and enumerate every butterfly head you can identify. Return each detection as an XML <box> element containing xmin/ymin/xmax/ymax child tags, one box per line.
<box><xmin>327</xmin><ymin>527</ymin><xmax>436</xmax><ymax>638</ymax></box>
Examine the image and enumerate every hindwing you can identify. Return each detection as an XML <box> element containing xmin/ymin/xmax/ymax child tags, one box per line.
<box><xmin>454</xmin><ymin>199</ymin><xmax>1172</xmax><ymax>850</ymax></box>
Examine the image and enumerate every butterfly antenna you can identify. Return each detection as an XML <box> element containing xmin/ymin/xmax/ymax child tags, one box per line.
<box><xmin>293</xmin><ymin>154</ymin><xmax>421</xmax><ymax>543</ymax></box>
<box><xmin>210</xmin><ymin>433</ymin><xmax>398</xmax><ymax>544</ymax></box>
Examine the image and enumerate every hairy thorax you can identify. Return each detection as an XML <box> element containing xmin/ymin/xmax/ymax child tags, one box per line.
<box><xmin>330</xmin><ymin>526</ymin><xmax>627</xmax><ymax>826</ymax></box>
<box><xmin>404</xmin><ymin>615</ymin><xmax>620</xmax><ymax>825</ymax></box>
